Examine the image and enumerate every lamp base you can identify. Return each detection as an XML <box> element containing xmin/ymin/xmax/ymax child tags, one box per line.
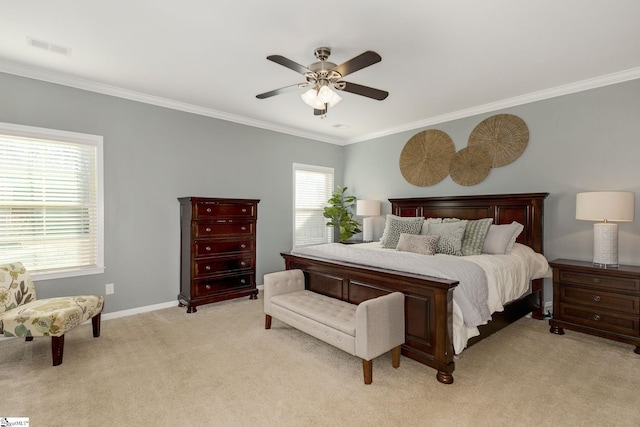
<box><xmin>593</xmin><ymin>222</ymin><xmax>618</xmax><ymax>268</ymax></box>
<box><xmin>592</xmin><ymin>262</ymin><xmax>619</xmax><ymax>269</ymax></box>
<box><xmin>362</xmin><ymin>217</ymin><xmax>374</xmax><ymax>242</ymax></box>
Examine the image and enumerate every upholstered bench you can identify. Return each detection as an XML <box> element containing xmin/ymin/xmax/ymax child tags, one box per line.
<box><xmin>0</xmin><ymin>262</ymin><xmax>104</xmax><ymax>365</ymax></box>
<box><xmin>264</xmin><ymin>269</ymin><xmax>405</xmax><ymax>384</ymax></box>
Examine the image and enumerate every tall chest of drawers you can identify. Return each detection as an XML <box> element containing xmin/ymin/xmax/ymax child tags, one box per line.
<box><xmin>549</xmin><ymin>259</ymin><xmax>640</xmax><ymax>354</ymax></box>
<box><xmin>178</xmin><ymin>197</ymin><xmax>259</xmax><ymax>313</ymax></box>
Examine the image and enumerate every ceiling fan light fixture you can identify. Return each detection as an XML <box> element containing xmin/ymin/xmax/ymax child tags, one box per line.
<box><xmin>301</xmin><ymin>87</ymin><xmax>342</xmax><ymax>110</ymax></box>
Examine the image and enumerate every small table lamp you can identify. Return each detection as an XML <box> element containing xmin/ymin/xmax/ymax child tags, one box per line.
<box><xmin>356</xmin><ymin>200</ymin><xmax>380</xmax><ymax>242</ymax></box>
<box><xmin>576</xmin><ymin>191</ymin><xmax>635</xmax><ymax>268</ymax></box>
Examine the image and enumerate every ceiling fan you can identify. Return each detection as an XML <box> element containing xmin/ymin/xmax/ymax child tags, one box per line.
<box><xmin>256</xmin><ymin>47</ymin><xmax>389</xmax><ymax>118</ymax></box>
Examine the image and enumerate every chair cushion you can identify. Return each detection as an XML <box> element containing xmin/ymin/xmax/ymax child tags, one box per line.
<box><xmin>0</xmin><ymin>295</ymin><xmax>104</xmax><ymax>337</ymax></box>
<box><xmin>0</xmin><ymin>262</ymin><xmax>37</xmax><ymax>315</ymax></box>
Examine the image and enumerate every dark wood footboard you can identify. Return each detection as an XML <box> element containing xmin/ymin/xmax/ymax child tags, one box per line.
<box><xmin>282</xmin><ymin>252</ymin><xmax>458</xmax><ymax>383</ymax></box>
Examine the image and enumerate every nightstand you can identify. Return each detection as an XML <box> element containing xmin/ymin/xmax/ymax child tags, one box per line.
<box><xmin>549</xmin><ymin>259</ymin><xmax>640</xmax><ymax>354</ymax></box>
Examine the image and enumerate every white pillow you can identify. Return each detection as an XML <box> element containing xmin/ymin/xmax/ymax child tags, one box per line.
<box><xmin>482</xmin><ymin>221</ymin><xmax>524</xmax><ymax>254</ymax></box>
<box><xmin>419</xmin><ymin>218</ymin><xmax>443</xmax><ymax>235</ymax></box>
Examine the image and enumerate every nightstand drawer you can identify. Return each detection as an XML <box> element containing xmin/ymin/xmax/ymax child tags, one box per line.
<box><xmin>558</xmin><ymin>270</ymin><xmax>640</xmax><ymax>292</ymax></box>
<box><xmin>559</xmin><ymin>303</ymin><xmax>640</xmax><ymax>336</ymax></box>
<box><xmin>560</xmin><ymin>285</ymin><xmax>640</xmax><ymax>315</ymax></box>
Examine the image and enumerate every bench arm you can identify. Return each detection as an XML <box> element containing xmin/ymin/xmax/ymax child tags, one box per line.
<box><xmin>355</xmin><ymin>292</ymin><xmax>405</xmax><ymax>361</ymax></box>
<box><xmin>263</xmin><ymin>269</ymin><xmax>305</xmax><ymax>315</ymax></box>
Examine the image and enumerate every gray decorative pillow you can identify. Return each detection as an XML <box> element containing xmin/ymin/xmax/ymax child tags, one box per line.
<box><xmin>427</xmin><ymin>221</ymin><xmax>468</xmax><ymax>256</ymax></box>
<box><xmin>396</xmin><ymin>233</ymin><xmax>440</xmax><ymax>256</ymax></box>
<box><xmin>461</xmin><ymin>218</ymin><xmax>493</xmax><ymax>255</ymax></box>
<box><xmin>380</xmin><ymin>215</ymin><xmax>424</xmax><ymax>248</ymax></box>
<box><xmin>482</xmin><ymin>221</ymin><xmax>524</xmax><ymax>254</ymax></box>
<box><xmin>419</xmin><ymin>217</ymin><xmax>443</xmax><ymax>235</ymax></box>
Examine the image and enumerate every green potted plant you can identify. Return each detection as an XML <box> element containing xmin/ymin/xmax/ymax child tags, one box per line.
<box><xmin>323</xmin><ymin>185</ymin><xmax>362</xmax><ymax>243</ymax></box>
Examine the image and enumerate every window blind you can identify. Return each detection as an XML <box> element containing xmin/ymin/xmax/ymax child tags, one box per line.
<box><xmin>293</xmin><ymin>164</ymin><xmax>334</xmax><ymax>247</ymax></box>
<box><xmin>0</xmin><ymin>123</ymin><xmax>104</xmax><ymax>278</ymax></box>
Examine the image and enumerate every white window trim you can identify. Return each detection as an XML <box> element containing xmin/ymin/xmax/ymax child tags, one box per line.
<box><xmin>292</xmin><ymin>163</ymin><xmax>334</xmax><ymax>248</ymax></box>
<box><xmin>0</xmin><ymin>122</ymin><xmax>105</xmax><ymax>280</ymax></box>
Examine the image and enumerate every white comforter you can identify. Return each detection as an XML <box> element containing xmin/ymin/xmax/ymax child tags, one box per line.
<box><xmin>291</xmin><ymin>242</ymin><xmax>551</xmax><ymax>354</ymax></box>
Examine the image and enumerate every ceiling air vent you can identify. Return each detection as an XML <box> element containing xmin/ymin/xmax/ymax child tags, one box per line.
<box><xmin>26</xmin><ymin>36</ymin><xmax>71</xmax><ymax>56</ymax></box>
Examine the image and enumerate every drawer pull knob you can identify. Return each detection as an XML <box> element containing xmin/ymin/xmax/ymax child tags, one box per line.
<box><xmin>242</xmin><ymin>208</ymin><xmax>247</xmax><ymax>213</ymax></box>
<box><xmin>240</xmin><ymin>279</ymin><xmax>246</xmax><ymax>284</ymax></box>
<box><xmin>241</xmin><ymin>244</ymin><xmax>246</xmax><ymax>249</ymax></box>
<box><xmin>593</xmin><ymin>278</ymin><xmax>601</xmax><ymax>284</ymax></box>
<box><xmin>241</xmin><ymin>261</ymin><xmax>246</xmax><ymax>266</ymax></box>
<box><xmin>206</xmin><ymin>208</ymin><xmax>212</xmax><ymax>213</ymax></box>
<box><xmin>205</xmin><ymin>265</ymin><xmax>211</xmax><ymax>270</ymax></box>
<box><xmin>206</xmin><ymin>246</ymin><xmax>211</xmax><ymax>251</ymax></box>
<box><xmin>241</xmin><ymin>226</ymin><xmax>247</xmax><ymax>231</ymax></box>
<box><xmin>593</xmin><ymin>314</ymin><xmax>601</xmax><ymax>321</ymax></box>
<box><xmin>593</xmin><ymin>295</ymin><xmax>601</xmax><ymax>302</ymax></box>
<box><xmin>206</xmin><ymin>227</ymin><xmax>211</xmax><ymax>232</ymax></box>
<box><xmin>205</xmin><ymin>285</ymin><xmax>211</xmax><ymax>290</ymax></box>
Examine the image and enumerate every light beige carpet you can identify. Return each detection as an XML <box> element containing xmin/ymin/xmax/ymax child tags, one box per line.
<box><xmin>1</xmin><ymin>292</ymin><xmax>639</xmax><ymax>427</ymax></box>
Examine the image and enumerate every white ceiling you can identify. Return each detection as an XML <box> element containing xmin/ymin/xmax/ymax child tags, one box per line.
<box><xmin>1</xmin><ymin>1</ymin><xmax>640</xmax><ymax>145</ymax></box>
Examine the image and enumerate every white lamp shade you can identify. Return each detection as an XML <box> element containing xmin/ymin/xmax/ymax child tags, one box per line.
<box><xmin>356</xmin><ymin>200</ymin><xmax>381</xmax><ymax>216</ymax></box>
<box><xmin>576</xmin><ymin>191</ymin><xmax>635</xmax><ymax>222</ymax></box>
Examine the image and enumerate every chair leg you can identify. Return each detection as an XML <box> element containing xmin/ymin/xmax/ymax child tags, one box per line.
<box><xmin>92</xmin><ymin>313</ymin><xmax>102</xmax><ymax>337</ymax></box>
<box><xmin>392</xmin><ymin>345</ymin><xmax>401</xmax><ymax>368</ymax></box>
<box><xmin>362</xmin><ymin>359</ymin><xmax>373</xmax><ymax>385</ymax></box>
<box><xmin>265</xmin><ymin>314</ymin><xmax>272</xmax><ymax>329</ymax></box>
<box><xmin>52</xmin><ymin>335</ymin><xmax>65</xmax><ymax>366</ymax></box>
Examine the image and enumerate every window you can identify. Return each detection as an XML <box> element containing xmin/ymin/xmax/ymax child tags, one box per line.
<box><xmin>0</xmin><ymin>122</ymin><xmax>104</xmax><ymax>280</ymax></box>
<box><xmin>293</xmin><ymin>163</ymin><xmax>334</xmax><ymax>247</ymax></box>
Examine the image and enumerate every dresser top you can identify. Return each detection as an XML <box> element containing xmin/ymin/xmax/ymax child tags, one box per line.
<box><xmin>550</xmin><ymin>258</ymin><xmax>640</xmax><ymax>275</ymax></box>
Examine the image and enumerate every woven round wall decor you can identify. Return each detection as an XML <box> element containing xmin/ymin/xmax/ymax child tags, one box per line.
<box><xmin>468</xmin><ymin>114</ymin><xmax>529</xmax><ymax>167</ymax></box>
<box><xmin>399</xmin><ymin>129</ymin><xmax>456</xmax><ymax>186</ymax></box>
<box><xmin>449</xmin><ymin>146</ymin><xmax>492</xmax><ymax>186</ymax></box>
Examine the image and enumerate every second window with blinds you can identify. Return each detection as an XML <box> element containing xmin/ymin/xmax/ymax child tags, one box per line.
<box><xmin>293</xmin><ymin>163</ymin><xmax>334</xmax><ymax>247</ymax></box>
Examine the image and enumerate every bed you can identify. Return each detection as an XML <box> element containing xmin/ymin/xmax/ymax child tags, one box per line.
<box><xmin>281</xmin><ymin>192</ymin><xmax>550</xmax><ymax>384</ymax></box>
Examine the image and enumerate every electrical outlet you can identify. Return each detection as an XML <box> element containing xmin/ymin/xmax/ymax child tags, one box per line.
<box><xmin>105</xmin><ymin>283</ymin><xmax>115</xmax><ymax>295</ymax></box>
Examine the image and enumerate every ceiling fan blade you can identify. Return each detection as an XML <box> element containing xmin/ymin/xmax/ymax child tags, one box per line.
<box><xmin>331</xmin><ymin>51</ymin><xmax>382</xmax><ymax>78</ymax></box>
<box><xmin>267</xmin><ymin>55</ymin><xmax>313</xmax><ymax>75</ymax></box>
<box><xmin>336</xmin><ymin>81</ymin><xmax>388</xmax><ymax>101</ymax></box>
<box><xmin>256</xmin><ymin>83</ymin><xmax>306</xmax><ymax>99</ymax></box>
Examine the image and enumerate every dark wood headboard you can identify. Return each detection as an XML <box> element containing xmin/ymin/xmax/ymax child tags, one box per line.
<box><xmin>389</xmin><ymin>192</ymin><xmax>549</xmax><ymax>254</ymax></box>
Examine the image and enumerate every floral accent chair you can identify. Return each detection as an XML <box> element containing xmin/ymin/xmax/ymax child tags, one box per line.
<box><xmin>0</xmin><ymin>262</ymin><xmax>104</xmax><ymax>365</ymax></box>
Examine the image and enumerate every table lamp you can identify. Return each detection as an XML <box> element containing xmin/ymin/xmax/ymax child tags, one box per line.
<box><xmin>356</xmin><ymin>200</ymin><xmax>380</xmax><ymax>242</ymax></box>
<box><xmin>576</xmin><ymin>191</ymin><xmax>635</xmax><ymax>268</ymax></box>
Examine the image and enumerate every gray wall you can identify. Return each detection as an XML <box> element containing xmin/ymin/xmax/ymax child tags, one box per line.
<box><xmin>344</xmin><ymin>78</ymin><xmax>640</xmax><ymax>300</ymax></box>
<box><xmin>0</xmin><ymin>72</ymin><xmax>344</xmax><ymax>313</ymax></box>
<box><xmin>3</xmin><ymin>71</ymin><xmax>639</xmax><ymax>312</ymax></box>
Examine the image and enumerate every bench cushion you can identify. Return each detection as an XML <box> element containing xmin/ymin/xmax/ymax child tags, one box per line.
<box><xmin>270</xmin><ymin>290</ymin><xmax>356</xmax><ymax>336</ymax></box>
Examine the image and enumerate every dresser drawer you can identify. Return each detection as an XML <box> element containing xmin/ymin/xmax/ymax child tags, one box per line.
<box><xmin>560</xmin><ymin>285</ymin><xmax>640</xmax><ymax>315</ymax></box>
<box><xmin>194</xmin><ymin>240</ymin><xmax>254</xmax><ymax>257</ymax></box>
<box><xmin>194</xmin><ymin>257</ymin><xmax>254</xmax><ymax>277</ymax></box>
<box><xmin>558</xmin><ymin>303</ymin><xmax>640</xmax><ymax>336</ymax></box>
<box><xmin>194</xmin><ymin>274</ymin><xmax>254</xmax><ymax>297</ymax></box>
<box><xmin>195</xmin><ymin>202</ymin><xmax>256</xmax><ymax>219</ymax></box>
<box><xmin>557</xmin><ymin>270</ymin><xmax>640</xmax><ymax>292</ymax></box>
<box><xmin>194</xmin><ymin>221</ymin><xmax>254</xmax><ymax>238</ymax></box>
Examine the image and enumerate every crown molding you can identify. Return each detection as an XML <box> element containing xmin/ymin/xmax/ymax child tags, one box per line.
<box><xmin>0</xmin><ymin>60</ymin><xmax>343</xmax><ymax>145</ymax></box>
<box><xmin>2</xmin><ymin>60</ymin><xmax>639</xmax><ymax>146</ymax></box>
<box><xmin>344</xmin><ymin>67</ymin><xmax>640</xmax><ymax>144</ymax></box>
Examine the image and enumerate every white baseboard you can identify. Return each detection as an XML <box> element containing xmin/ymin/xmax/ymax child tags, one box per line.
<box><xmin>100</xmin><ymin>300</ymin><xmax>179</xmax><ymax>321</ymax></box>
